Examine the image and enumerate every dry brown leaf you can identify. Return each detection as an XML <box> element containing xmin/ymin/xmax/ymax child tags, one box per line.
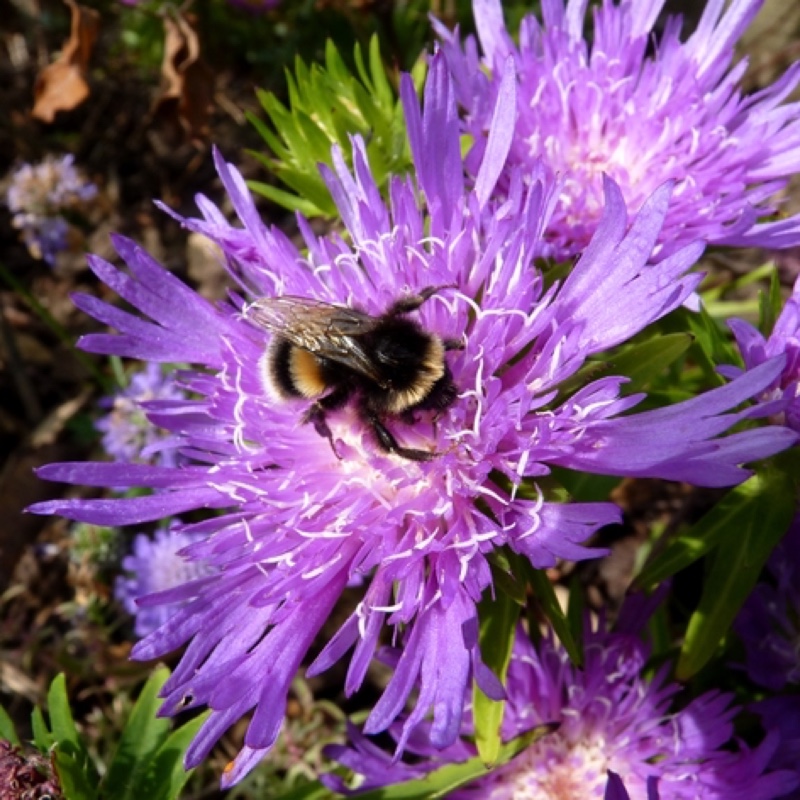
<box><xmin>32</xmin><ymin>0</ymin><xmax>100</xmax><ymax>123</ymax></box>
<box><xmin>152</xmin><ymin>11</ymin><xmax>214</xmax><ymax>143</ymax></box>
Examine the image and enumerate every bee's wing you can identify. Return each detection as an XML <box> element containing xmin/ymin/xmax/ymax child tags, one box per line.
<box><xmin>244</xmin><ymin>296</ymin><xmax>384</xmax><ymax>382</ymax></box>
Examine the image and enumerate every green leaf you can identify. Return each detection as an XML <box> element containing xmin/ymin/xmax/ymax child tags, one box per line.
<box><xmin>46</xmin><ymin>675</ymin><xmax>98</xmax><ymax>793</ymax></box>
<box><xmin>364</xmin><ymin>36</ymin><xmax>393</xmax><ymax>108</ymax></box>
<box><xmin>54</xmin><ymin>740</ymin><xmax>99</xmax><ymax>800</ymax></box>
<box><xmin>648</xmin><ymin>600</ymin><xmax>672</xmax><ymax>662</ymax></box>
<box><xmin>248</xmin><ymin>36</ymin><xmax>411</xmax><ymax>218</ymax></box>
<box><xmin>247</xmin><ymin>182</ymin><xmax>322</xmax><ymax>216</ymax></box>
<box><xmin>680</xmin><ymin>305</ymin><xmax>737</xmax><ymax>385</ymax></box>
<box><xmin>272</xmin><ymin>780</ymin><xmax>337</xmax><ymax>800</ymax></box>
<box><xmin>102</xmin><ymin>666</ymin><xmax>172</xmax><ymax>800</ymax></box>
<box><xmin>31</xmin><ymin>706</ymin><xmax>53</xmax><ymax>751</ymax></box>
<box><xmin>703</xmin><ymin>261</ymin><xmax>775</xmax><ymax>316</ymax></box>
<box><xmin>606</xmin><ymin>333</ymin><xmax>694</xmax><ymax>391</ymax></box>
<box><xmin>473</xmin><ymin>579</ymin><xmax>519</xmax><ymax>764</ymax></box>
<box><xmin>488</xmin><ymin>554</ymin><xmax>528</xmax><ymax>606</ymax></box>
<box><xmin>47</xmin><ymin>675</ymin><xmax>80</xmax><ymax>746</ymax></box>
<box><xmin>549</xmin><ymin>466</ymin><xmax>620</xmax><ymax>503</ymax></box>
<box><xmin>636</xmin><ymin>450</ymin><xmax>800</xmax><ymax>591</ymax></box>
<box><xmin>758</xmin><ymin>267</ymin><xmax>783</xmax><ymax>336</ymax></box>
<box><xmin>0</xmin><ymin>704</ymin><xmax>20</xmax><ymax>745</ymax></box>
<box><xmin>350</xmin><ymin>727</ymin><xmax>555</xmax><ymax>799</ymax></box>
<box><xmin>139</xmin><ymin>713</ymin><xmax>210</xmax><ymax>800</ymax></box>
<box><xmin>518</xmin><ymin>556</ymin><xmax>582</xmax><ymax>666</ymax></box>
<box><xmin>550</xmin><ymin>331</ymin><xmax>693</xmax><ymax>410</ymax></box>
<box><xmin>676</xmin><ymin>458</ymin><xmax>799</xmax><ymax>679</ymax></box>
<box><xmin>566</xmin><ymin>575</ymin><xmax>585</xmax><ymax>648</ymax></box>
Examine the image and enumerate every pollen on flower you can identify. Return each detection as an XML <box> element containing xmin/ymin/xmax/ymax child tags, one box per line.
<box><xmin>486</xmin><ymin>730</ymin><xmax>614</xmax><ymax>800</ymax></box>
<box><xmin>539</xmin><ymin>122</ymin><xmax>646</xmax><ymax>232</ymax></box>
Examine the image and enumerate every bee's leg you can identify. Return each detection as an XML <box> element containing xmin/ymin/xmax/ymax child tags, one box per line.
<box><xmin>443</xmin><ymin>337</ymin><xmax>464</xmax><ymax>351</ymax></box>
<box><xmin>303</xmin><ymin>387</ymin><xmax>351</xmax><ymax>458</ymax></box>
<box><xmin>362</xmin><ymin>407</ymin><xmax>437</xmax><ymax>462</ymax></box>
<box><xmin>386</xmin><ymin>285</ymin><xmax>454</xmax><ymax>316</ymax></box>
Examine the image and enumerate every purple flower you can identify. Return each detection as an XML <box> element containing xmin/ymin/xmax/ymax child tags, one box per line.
<box><xmin>326</xmin><ymin>620</ymin><xmax>799</xmax><ymax>800</ymax></box>
<box><xmin>6</xmin><ymin>154</ymin><xmax>97</xmax><ymax>265</ymax></box>
<box><xmin>115</xmin><ymin>525</ymin><xmax>215</xmax><ymax>639</ymax></box>
<box><xmin>436</xmin><ymin>0</ymin><xmax>800</xmax><ymax>259</ymax></box>
<box><xmin>605</xmin><ymin>771</ymin><xmax>659</xmax><ymax>800</ymax></box>
<box><xmin>95</xmin><ymin>362</ymin><xmax>187</xmax><ymax>466</ymax></box>
<box><xmin>29</xmin><ymin>57</ymin><xmax>796</xmax><ymax>785</ymax></box>
<box><xmin>752</xmin><ymin>696</ymin><xmax>800</xmax><ymax>798</ymax></box>
<box><xmin>722</xmin><ymin>276</ymin><xmax>800</xmax><ymax>433</ymax></box>
<box><xmin>735</xmin><ymin>516</ymin><xmax>800</xmax><ymax>691</ymax></box>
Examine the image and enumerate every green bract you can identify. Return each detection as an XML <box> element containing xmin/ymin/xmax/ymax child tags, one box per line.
<box><xmin>248</xmin><ymin>36</ymin><xmax>419</xmax><ymax>218</ymax></box>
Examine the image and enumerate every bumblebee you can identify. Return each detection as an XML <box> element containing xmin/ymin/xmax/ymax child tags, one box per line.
<box><xmin>244</xmin><ymin>287</ymin><xmax>460</xmax><ymax>461</ymax></box>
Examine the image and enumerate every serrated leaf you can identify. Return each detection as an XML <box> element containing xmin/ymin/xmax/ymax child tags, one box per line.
<box><xmin>676</xmin><ymin>461</ymin><xmax>799</xmax><ymax>679</ymax></box>
<box><xmin>636</xmin><ymin>450</ymin><xmax>800</xmax><ymax>591</ymax></box>
<box><xmin>102</xmin><ymin>666</ymin><xmax>172</xmax><ymax>800</ymax></box>
<box><xmin>248</xmin><ymin>36</ymin><xmax>409</xmax><ymax>219</ymax></box>
<box><xmin>0</xmin><ymin>704</ymin><xmax>20</xmax><ymax>745</ymax></box>
<box><xmin>473</xmin><ymin>580</ymin><xmax>519</xmax><ymax>764</ymax></box>
<box><xmin>54</xmin><ymin>740</ymin><xmax>99</xmax><ymax>800</ymax></box>
<box><xmin>140</xmin><ymin>713</ymin><xmax>209</xmax><ymax>800</ymax></box>
<box><xmin>350</xmin><ymin>727</ymin><xmax>554</xmax><ymax>799</ymax></box>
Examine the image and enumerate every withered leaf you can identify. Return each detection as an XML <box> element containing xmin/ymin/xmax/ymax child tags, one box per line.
<box><xmin>152</xmin><ymin>11</ymin><xmax>214</xmax><ymax>143</ymax></box>
<box><xmin>32</xmin><ymin>0</ymin><xmax>100</xmax><ymax>123</ymax></box>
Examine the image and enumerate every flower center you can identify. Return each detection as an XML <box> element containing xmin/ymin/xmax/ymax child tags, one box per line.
<box><xmin>484</xmin><ymin>730</ymin><xmax>615</xmax><ymax>800</ymax></box>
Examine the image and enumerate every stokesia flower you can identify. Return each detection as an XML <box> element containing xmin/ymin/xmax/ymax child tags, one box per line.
<box><xmin>5</xmin><ymin>154</ymin><xmax>98</xmax><ymax>265</ymax></box>
<box><xmin>115</xmin><ymin>525</ymin><xmax>215</xmax><ymax>638</ymax></box>
<box><xmin>435</xmin><ymin>0</ymin><xmax>800</xmax><ymax>260</ymax></box>
<box><xmin>29</xmin><ymin>56</ymin><xmax>796</xmax><ymax>785</ymax></box>
<box><xmin>605</xmin><ymin>771</ymin><xmax>659</xmax><ymax>800</ymax></box>
<box><xmin>325</xmin><ymin>614</ymin><xmax>799</xmax><ymax>800</ymax></box>
<box><xmin>95</xmin><ymin>362</ymin><xmax>187</xmax><ymax>466</ymax></box>
<box><xmin>721</xmin><ymin>275</ymin><xmax>800</xmax><ymax>433</ymax></box>
<box><xmin>752</xmin><ymin>696</ymin><xmax>800</xmax><ymax>798</ymax></box>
